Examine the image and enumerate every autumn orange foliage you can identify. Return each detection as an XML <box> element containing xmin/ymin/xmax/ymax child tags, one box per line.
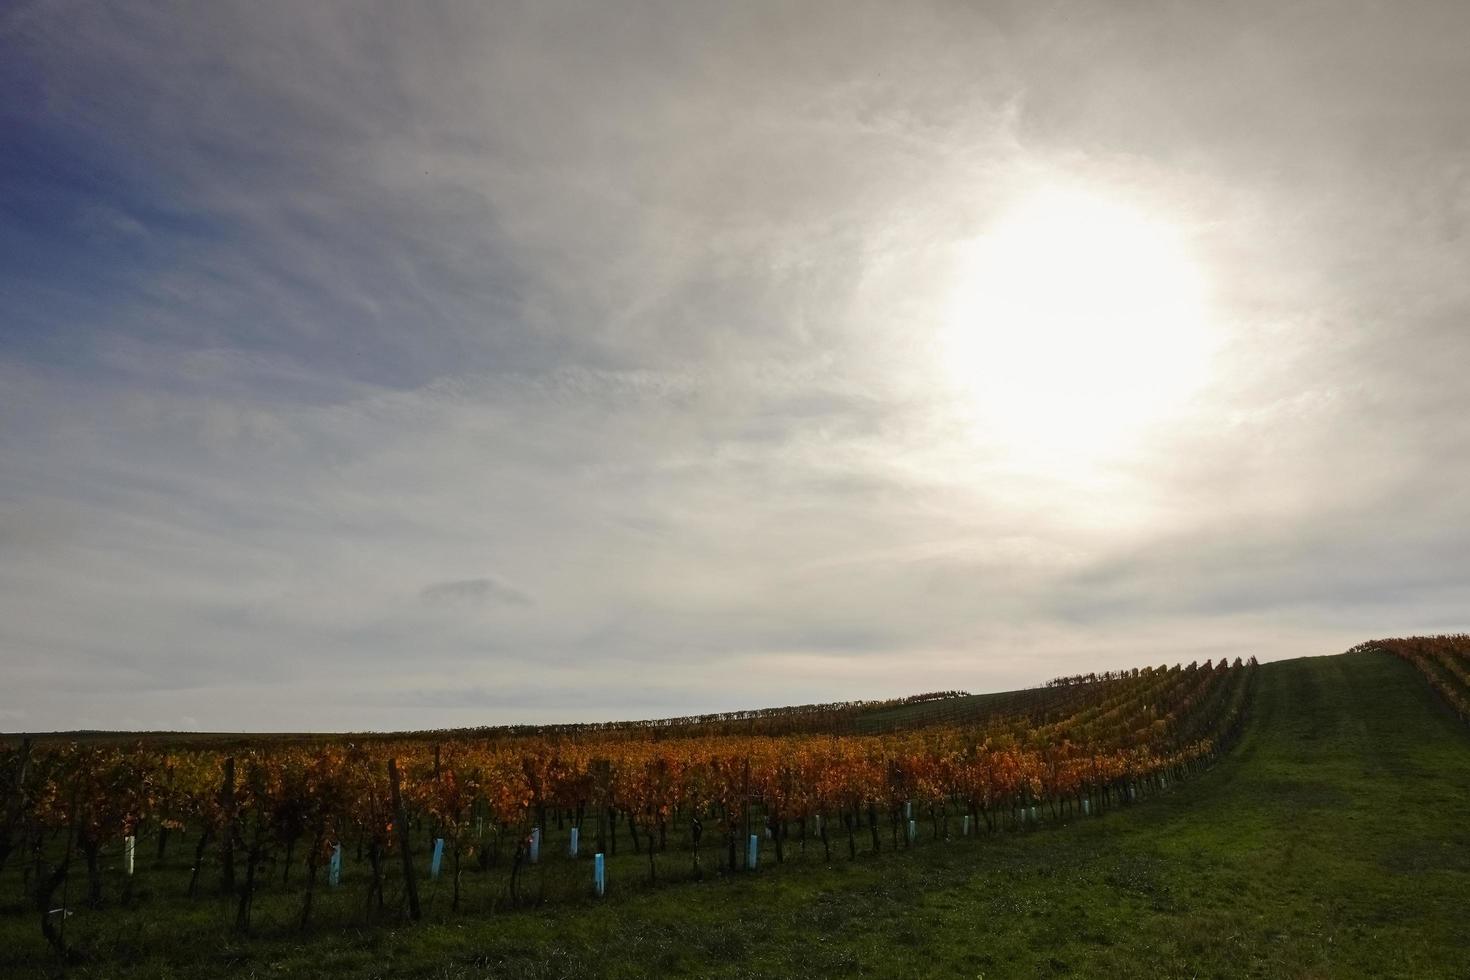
<box><xmin>1</xmin><ymin>657</ymin><xmax>1258</xmax><ymax>924</ymax></box>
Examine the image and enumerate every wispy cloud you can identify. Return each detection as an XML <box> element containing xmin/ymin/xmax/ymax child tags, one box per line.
<box><xmin>2</xmin><ymin>0</ymin><xmax>1468</xmax><ymax>730</ymax></box>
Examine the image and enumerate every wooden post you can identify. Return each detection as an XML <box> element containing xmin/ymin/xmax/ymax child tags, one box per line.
<box><xmin>219</xmin><ymin>757</ymin><xmax>236</xmax><ymax>894</ymax></box>
<box><xmin>741</xmin><ymin>759</ymin><xmax>751</xmax><ymax>867</ymax></box>
<box><xmin>387</xmin><ymin>758</ymin><xmax>421</xmax><ymax>921</ymax></box>
<box><xmin>0</xmin><ymin>738</ymin><xmax>30</xmax><ymax>871</ymax></box>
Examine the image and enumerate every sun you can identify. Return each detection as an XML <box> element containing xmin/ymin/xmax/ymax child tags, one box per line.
<box><xmin>942</xmin><ymin>186</ymin><xmax>1214</xmax><ymax>468</ymax></box>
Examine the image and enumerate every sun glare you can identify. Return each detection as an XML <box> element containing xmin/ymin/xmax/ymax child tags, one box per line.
<box><xmin>943</xmin><ymin>186</ymin><xmax>1213</xmax><ymax>469</ymax></box>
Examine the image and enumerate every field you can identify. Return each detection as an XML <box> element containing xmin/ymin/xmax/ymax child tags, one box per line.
<box><xmin>2</xmin><ymin>649</ymin><xmax>1469</xmax><ymax>978</ymax></box>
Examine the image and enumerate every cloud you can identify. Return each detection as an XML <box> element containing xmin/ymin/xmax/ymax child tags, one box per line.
<box><xmin>1</xmin><ymin>0</ymin><xmax>1468</xmax><ymax>729</ymax></box>
<box><xmin>421</xmin><ymin>577</ymin><xmax>532</xmax><ymax>608</ymax></box>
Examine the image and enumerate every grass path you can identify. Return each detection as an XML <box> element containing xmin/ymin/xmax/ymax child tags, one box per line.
<box><xmin>6</xmin><ymin>651</ymin><xmax>1469</xmax><ymax>978</ymax></box>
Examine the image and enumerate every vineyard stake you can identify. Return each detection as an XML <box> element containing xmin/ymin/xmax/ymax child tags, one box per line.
<box><xmin>387</xmin><ymin>758</ymin><xmax>421</xmax><ymax>921</ymax></box>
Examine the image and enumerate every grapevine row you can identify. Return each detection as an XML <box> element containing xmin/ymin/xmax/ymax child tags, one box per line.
<box><xmin>1355</xmin><ymin>635</ymin><xmax>1470</xmax><ymax>724</ymax></box>
<box><xmin>0</xmin><ymin>657</ymin><xmax>1256</xmax><ymax>949</ymax></box>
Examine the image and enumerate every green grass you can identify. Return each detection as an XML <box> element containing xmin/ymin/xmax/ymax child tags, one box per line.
<box><xmin>4</xmin><ymin>651</ymin><xmax>1469</xmax><ymax>978</ymax></box>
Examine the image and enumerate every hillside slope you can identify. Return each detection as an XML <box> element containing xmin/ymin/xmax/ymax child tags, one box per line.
<box><xmin>6</xmin><ymin>651</ymin><xmax>1469</xmax><ymax>979</ymax></box>
<box><xmin>498</xmin><ymin>651</ymin><xmax>1470</xmax><ymax>979</ymax></box>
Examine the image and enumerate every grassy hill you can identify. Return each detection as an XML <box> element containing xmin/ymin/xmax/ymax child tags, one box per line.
<box><xmin>4</xmin><ymin>650</ymin><xmax>1469</xmax><ymax>978</ymax></box>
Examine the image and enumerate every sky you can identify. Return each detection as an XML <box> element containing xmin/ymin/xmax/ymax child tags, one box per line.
<box><xmin>3</xmin><ymin>0</ymin><xmax>1469</xmax><ymax>732</ymax></box>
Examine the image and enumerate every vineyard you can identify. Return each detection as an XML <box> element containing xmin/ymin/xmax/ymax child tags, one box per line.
<box><xmin>1356</xmin><ymin>634</ymin><xmax>1470</xmax><ymax>724</ymax></box>
<box><xmin>0</xmin><ymin>657</ymin><xmax>1255</xmax><ymax>961</ymax></box>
